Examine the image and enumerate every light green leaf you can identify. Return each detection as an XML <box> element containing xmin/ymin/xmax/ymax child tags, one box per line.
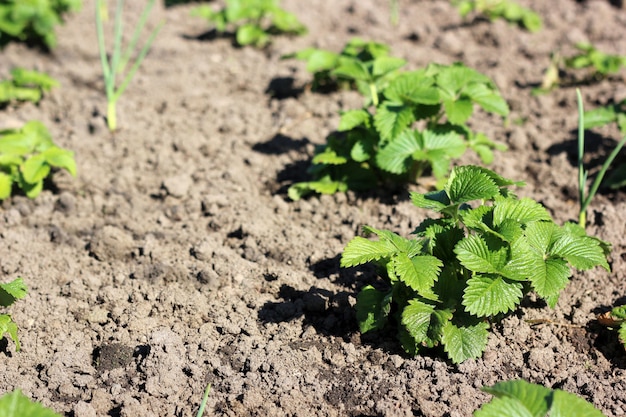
<box><xmin>446</xmin><ymin>165</ymin><xmax>500</xmax><ymax>204</ymax></box>
<box><xmin>0</xmin><ymin>277</ymin><xmax>28</xmax><ymax>307</ymax></box>
<box><xmin>0</xmin><ymin>389</ymin><xmax>62</xmax><ymax>417</ymax></box>
<box><xmin>374</xmin><ymin>101</ymin><xmax>415</xmax><ymax>142</ymax></box>
<box><xmin>401</xmin><ymin>299</ymin><xmax>435</xmax><ymax>345</ymax></box>
<box><xmin>341</xmin><ymin>236</ymin><xmax>399</xmax><ymax>267</ymax></box>
<box><xmin>410</xmin><ymin>190</ymin><xmax>450</xmax><ymax>211</ymax></box>
<box><xmin>444</xmin><ymin>98</ymin><xmax>474</xmax><ymax>125</ymax></box>
<box><xmin>463</xmin><ymin>275</ymin><xmax>523</xmax><ymax>316</ymax></box>
<box><xmin>481</xmin><ymin>379</ymin><xmax>551</xmax><ymax>417</ymax></box>
<box><xmin>372</xmin><ymin>56</ymin><xmax>406</xmax><ymax>77</ymax></box>
<box><xmin>583</xmin><ymin>106</ymin><xmax>616</xmax><ymax>129</ymax></box>
<box><xmin>422</xmin><ymin>128</ymin><xmax>466</xmax><ymax>158</ymax></box>
<box><xmin>393</xmin><ymin>253</ymin><xmax>442</xmax><ymax>300</ymax></box>
<box><xmin>473</xmin><ymin>396</ymin><xmax>535</xmax><ymax>417</ymax></box>
<box><xmin>236</xmin><ymin>24</ymin><xmax>267</xmax><ymax>46</ymax></box>
<box><xmin>441</xmin><ymin>321</ymin><xmax>489</xmax><ymax>363</ymax></box>
<box><xmin>305</xmin><ymin>50</ymin><xmax>339</xmax><ymax>73</ymax></box>
<box><xmin>455</xmin><ymin>235</ymin><xmax>509</xmax><ymax>274</ymax></box>
<box><xmin>530</xmin><ymin>258</ymin><xmax>570</xmax><ymax>304</ymax></box>
<box><xmin>332</xmin><ymin>59</ymin><xmax>371</xmax><ymax>82</ymax></box>
<box><xmin>42</xmin><ymin>147</ymin><xmax>76</xmax><ymax>176</ymax></box>
<box><xmin>0</xmin><ymin>172</ymin><xmax>12</xmax><ymax>200</ymax></box>
<box><xmin>376</xmin><ymin>130</ymin><xmax>420</xmax><ymax>174</ymax></box>
<box><xmin>338</xmin><ymin>109</ymin><xmax>371</xmax><ymax>131</ymax></box>
<box><xmin>21</xmin><ymin>154</ymin><xmax>50</xmax><ymax>184</ymax></box>
<box><xmin>492</xmin><ymin>197</ymin><xmax>552</xmax><ymax>226</ymax></box>
<box><xmin>0</xmin><ymin>314</ymin><xmax>20</xmax><ymax>351</ymax></box>
<box><xmin>312</xmin><ymin>149</ymin><xmax>348</xmax><ymax>165</ymax></box>
<box><xmin>551</xmin><ymin>233</ymin><xmax>610</xmax><ymax>271</ymax></box>
<box><xmin>463</xmin><ymin>83</ymin><xmax>509</xmax><ymax>116</ymax></box>
<box><xmin>356</xmin><ymin>286</ymin><xmax>392</xmax><ymax>333</ymax></box>
<box><xmin>436</xmin><ymin>64</ymin><xmax>491</xmax><ymax>97</ymax></box>
<box><xmin>550</xmin><ymin>389</ymin><xmax>606</xmax><ymax>417</ymax></box>
<box><xmin>384</xmin><ymin>72</ymin><xmax>440</xmax><ymax>105</ymax></box>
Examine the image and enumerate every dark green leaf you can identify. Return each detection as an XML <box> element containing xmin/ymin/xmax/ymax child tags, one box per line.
<box><xmin>356</xmin><ymin>286</ymin><xmax>392</xmax><ymax>333</ymax></box>
<box><xmin>446</xmin><ymin>165</ymin><xmax>500</xmax><ymax>204</ymax></box>
<box><xmin>463</xmin><ymin>275</ymin><xmax>523</xmax><ymax>316</ymax></box>
<box><xmin>441</xmin><ymin>321</ymin><xmax>489</xmax><ymax>363</ymax></box>
<box><xmin>374</xmin><ymin>101</ymin><xmax>415</xmax><ymax>142</ymax></box>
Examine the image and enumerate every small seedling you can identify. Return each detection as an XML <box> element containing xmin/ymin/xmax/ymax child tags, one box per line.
<box><xmin>0</xmin><ymin>68</ymin><xmax>59</xmax><ymax>105</ymax></box>
<box><xmin>0</xmin><ymin>389</ymin><xmax>62</xmax><ymax>417</ymax></box>
<box><xmin>341</xmin><ymin>165</ymin><xmax>610</xmax><ymax>363</ymax></box>
<box><xmin>597</xmin><ymin>305</ymin><xmax>626</xmax><ymax>350</ymax></box>
<box><xmin>96</xmin><ymin>0</ymin><xmax>162</xmax><ymax>131</ymax></box>
<box><xmin>0</xmin><ymin>0</ymin><xmax>82</xmax><ymax>49</ymax></box>
<box><xmin>283</xmin><ymin>38</ymin><xmax>405</xmax><ymax>102</ymax></box>
<box><xmin>0</xmin><ymin>121</ymin><xmax>76</xmax><ymax>200</ymax></box>
<box><xmin>192</xmin><ymin>0</ymin><xmax>306</xmax><ymax>48</ymax></box>
<box><xmin>289</xmin><ymin>63</ymin><xmax>509</xmax><ymax>200</ymax></box>
<box><xmin>452</xmin><ymin>0</ymin><xmax>542</xmax><ymax>33</ymax></box>
<box><xmin>0</xmin><ymin>277</ymin><xmax>28</xmax><ymax>352</ymax></box>
<box><xmin>576</xmin><ymin>89</ymin><xmax>626</xmax><ymax>227</ymax></box>
<box><xmin>195</xmin><ymin>383</ymin><xmax>211</xmax><ymax>417</ymax></box>
<box><xmin>475</xmin><ymin>379</ymin><xmax>606</xmax><ymax>416</ymax></box>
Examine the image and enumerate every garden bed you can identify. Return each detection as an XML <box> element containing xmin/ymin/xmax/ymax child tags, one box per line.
<box><xmin>1</xmin><ymin>0</ymin><xmax>625</xmax><ymax>415</ymax></box>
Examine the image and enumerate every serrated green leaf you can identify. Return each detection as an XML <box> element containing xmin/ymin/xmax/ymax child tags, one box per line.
<box><xmin>550</xmin><ymin>389</ymin><xmax>606</xmax><ymax>417</ymax></box>
<box><xmin>473</xmin><ymin>396</ymin><xmax>535</xmax><ymax>417</ymax></box>
<box><xmin>0</xmin><ymin>277</ymin><xmax>28</xmax><ymax>307</ymax></box>
<box><xmin>455</xmin><ymin>235</ymin><xmax>509</xmax><ymax>274</ymax></box>
<box><xmin>356</xmin><ymin>286</ymin><xmax>392</xmax><ymax>333</ymax></box>
<box><xmin>384</xmin><ymin>72</ymin><xmax>440</xmax><ymax>105</ymax></box>
<box><xmin>530</xmin><ymin>258</ymin><xmax>570</xmax><ymax>303</ymax></box>
<box><xmin>372</xmin><ymin>56</ymin><xmax>406</xmax><ymax>77</ymax></box>
<box><xmin>436</xmin><ymin>64</ymin><xmax>490</xmax><ymax>97</ymax></box>
<box><xmin>481</xmin><ymin>379</ymin><xmax>551</xmax><ymax>417</ymax></box>
<box><xmin>0</xmin><ymin>389</ymin><xmax>62</xmax><ymax>417</ymax></box>
<box><xmin>42</xmin><ymin>147</ymin><xmax>76</xmax><ymax>176</ymax></box>
<box><xmin>332</xmin><ymin>59</ymin><xmax>371</xmax><ymax>82</ymax></box>
<box><xmin>422</xmin><ymin>128</ymin><xmax>466</xmax><ymax>158</ymax></box>
<box><xmin>21</xmin><ymin>154</ymin><xmax>50</xmax><ymax>184</ymax></box>
<box><xmin>410</xmin><ymin>190</ymin><xmax>450</xmax><ymax>211</ymax></box>
<box><xmin>463</xmin><ymin>83</ymin><xmax>509</xmax><ymax>116</ymax></box>
<box><xmin>463</xmin><ymin>275</ymin><xmax>523</xmax><ymax>316</ymax></box>
<box><xmin>444</xmin><ymin>98</ymin><xmax>474</xmax><ymax>125</ymax></box>
<box><xmin>338</xmin><ymin>109</ymin><xmax>371</xmax><ymax>131</ymax></box>
<box><xmin>550</xmin><ymin>233</ymin><xmax>610</xmax><ymax>271</ymax></box>
<box><xmin>402</xmin><ymin>301</ymin><xmax>453</xmax><ymax>348</ymax></box>
<box><xmin>441</xmin><ymin>321</ymin><xmax>489</xmax><ymax>363</ymax></box>
<box><xmin>492</xmin><ymin>197</ymin><xmax>552</xmax><ymax>226</ymax></box>
<box><xmin>0</xmin><ymin>314</ymin><xmax>20</xmax><ymax>351</ymax></box>
<box><xmin>305</xmin><ymin>50</ymin><xmax>339</xmax><ymax>73</ymax></box>
<box><xmin>341</xmin><ymin>236</ymin><xmax>399</xmax><ymax>267</ymax></box>
<box><xmin>374</xmin><ymin>101</ymin><xmax>415</xmax><ymax>142</ymax></box>
<box><xmin>11</xmin><ymin>68</ymin><xmax>59</xmax><ymax>91</ymax></box>
<box><xmin>446</xmin><ymin>166</ymin><xmax>500</xmax><ymax>204</ymax></box>
<box><xmin>312</xmin><ymin>148</ymin><xmax>348</xmax><ymax>165</ymax></box>
<box><xmin>236</xmin><ymin>24</ymin><xmax>267</xmax><ymax>46</ymax></box>
<box><xmin>376</xmin><ymin>130</ymin><xmax>420</xmax><ymax>174</ymax></box>
<box><xmin>393</xmin><ymin>253</ymin><xmax>442</xmax><ymax>300</ymax></box>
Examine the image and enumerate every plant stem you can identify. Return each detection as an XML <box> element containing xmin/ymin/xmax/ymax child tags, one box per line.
<box><xmin>107</xmin><ymin>100</ymin><xmax>117</xmax><ymax>131</ymax></box>
<box><xmin>195</xmin><ymin>383</ymin><xmax>211</xmax><ymax>417</ymax></box>
<box><xmin>369</xmin><ymin>83</ymin><xmax>378</xmax><ymax>106</ymax></box>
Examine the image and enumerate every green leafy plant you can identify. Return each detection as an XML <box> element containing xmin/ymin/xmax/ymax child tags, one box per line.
<box><xmin>0</xmin><ymin>389</ymin><xmax>62</xmax><ymax>417</ymax></box>
<box><xmin>283</xmin><ymin>38</ymin><xmax>405</xmax><ymax>102</ymax></box>
<box><xmin>289</xmin><ymin>63</ymin><xmax>509</xmax><ymax>200</ymax></box>
<box><xmin>0</xmin><ymin>277</ymin><xmax>27</xmax><ymax>352</ymax></box>
<box><xmin>0</xmin><ymin>0</ymin><xmax>82</xmax><ymax>49</ymax></box>
<box><xmin>0</xmin><ymin>68</ymin><xmax>58</xmax><ymax>105</ymax></box>
<box><xmin>96</xmin><ymin>0</ymin><xmax>162</xmax><ymax>131</ymax></box>
<box><xmin>576</xmin><ymin>90</ymin><xmax>626</xmax><ymax>226</ymax></box>
<box><xmin>452</xmin><ymin>0</ymin><xmax>542</xmax><ymax>33</ymax></box>
<box><xmin>597</xmin><ymin>305</ymin><xmax>626</xmax><ymax>350</ymax></box>
<box><xmin>341</xmin><ymin>165</ymin><xmax>610</xmax><ymax>363</ymax></box>
<box><xmin>0</xmin><ymin>121</ymin><xmax>76</xmax><ymax>200</ymax></box>
<box><xmin>475</xmin><ymin>379</ymin><xmax>606</xmax><ymax>417</ymax></box>
<box><xmin>192</xmin><ymin>0</ymin><xmax>306</xmax><ymax>48</ymax></box>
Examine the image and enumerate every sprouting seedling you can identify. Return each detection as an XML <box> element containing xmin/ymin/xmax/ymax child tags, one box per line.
<box><xmin>96</xmin><ymin>0</ymin><xmax>163</xmax><ymax>131</ymax></box>
<box><xmin>0</xmin><ymin>68</ymin><xmax>59</xmax><ymax>105</ymax></box>
<box><xmin>452</xmin><ymin>0</ymin><xmax>542</xmax><ymax>33</ymax></box>
<box><xmin>597</xmin><ymin>305</ymin><xmax>626</xmax><ymax>350</ymax></box>
<box><xmin>0</xmin><ymin>277</ymin><xmax>28</xmax><ymax>352</ymax></box>
<box><xmin>576</xmin><ymin>89</ymin><xmax>626</xmax><ymax>227</ymax></box>
<box><xmin>341</xmin><ymin>165</ymin><xmax>610</xmax><ymax>363</ymax></box>
<box><xmin>195</xmin><ymin>383</ymin><xmax>211</xmax><ymax>417</ymax></box>
<box><xmin>475</xmin><ymin>379</ymin><xmax>606</xmax><ymax>416</ymax></box>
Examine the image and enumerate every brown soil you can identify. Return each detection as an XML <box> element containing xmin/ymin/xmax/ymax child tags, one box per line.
<box><xmin>1</xmin><ymin>0</ymin><xmax>626</xmax><ymax>416</ymax></box>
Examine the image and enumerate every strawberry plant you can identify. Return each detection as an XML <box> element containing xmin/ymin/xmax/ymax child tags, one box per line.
<box><xmin>192</xmin><ymin>0</ymin><xmax>306</xmax><ymax>48</ymax></box>
<box><xmin>0</xmin><ymin>277</ymin><xmax>27</xmax><ymax>352</ymax></box>
<box><xmin>0</xmin><ymin>0</ymin><xmax>82</xmax><ymax>49</ymax></box>
<box><xmin>0</xmin><ymin>389</ymin><xmax>61</xmax><ymax>417</ymax></box>
<box><xmin>597</xmin><ymin>305</ymin><xmax>626</xmax><ymax>350</ymax></box>
<box><xmin>475</xmin><ymin>379</ymin><xmax>606</xmax><ymax>417</ymax></box>
<box><xmin>452</xmin><ymin>0</ymin><xmax>542</xmax><ymax>33</ymax></box>
<box><xmin>289</xmin><ymin>63</ymin><xmax>509</xmax><ymax>200</ymax></box>
<box><xmin>0</xmin><ymin>121</ymin><xmax>76</xmax><ymax>200</ymax></box>
<box><xmin>283</xmin><ymin>38</ymin><xmax>405</xmax><ymax>101</ymax></box>
<box><xmin>341</xmin><ymin>165</ymin><xmax>610</xmax><ymax>363</ymax></box>
<box><xmin>576</xmin><ymin>90</ymin><xmax>626</xmax><ymax>226</ymax></box>
<box><xmin>0</xmin><ymin>68</ymin><xmax>58</xmax><ymax>105</ymax></box>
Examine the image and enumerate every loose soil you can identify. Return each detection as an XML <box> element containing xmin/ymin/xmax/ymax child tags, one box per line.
<box><xmin>1</xmin><ymin>1</ymin><xmax>626</xmax><ymax>416</ymax></box>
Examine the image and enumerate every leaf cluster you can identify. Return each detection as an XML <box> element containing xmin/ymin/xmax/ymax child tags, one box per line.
<box><xmin>282</xmin><ymin>38</ymin><xmax>405</xmax><ymax>100</ymax></box>
<box><xmin>0</xmin><ymin>121</ymin><xmax>76</xmax><ymax>200</ymax></box>
<box><xmin>452</xmin><ymin>0</ymin><xmax>542</xmax><ymax>33</ymax></box>
<box><xmin>0</xmin><ymin>0</ymin><xmax>82</xmax><ymax>49</ymax></box>
<box><xmin>289</xmin><ymin>63</ymin><xmax>509</xmax><ymax>200</ymax></box>
<box><xmin>192</xmin><ymin>0</ymin><xmax>306</xmax><ymax>47</ymax></box>
<box><xmin>475</xmin><ymin>379</ymin><xmax>606</xmax><ymax>417</ymax></box>
<box><xmin>0</xmin><ymin>389</ymin><xmax>62</xmax><ymax>417</ymax></box>
<box><xmin>597</xmin><ymin>304</ymin><xmax>626</xmax><ymax>351</ymax></box>
<box><xmin>341</xmin><ymin>165</ymin><xmax>610</xmax><ymax>363</ymax></box>
<box><xmin>0</xmin><ymin>277</ymin><xmax>27</xmax><ymax>352</ymax></box>
<box><xmin>0</xmin><ymin>68</ymin><xmax>58</xmax><ymax>105</ymax></box>
<box><xmin>582</xmin><ymin>98</ymin><xmax>626</xmax><ymax>190</ymax></box>
<box><xmin>566</xmin><ymin>43</ymin><xmax>626</xmax><ymax>77</ymax></box>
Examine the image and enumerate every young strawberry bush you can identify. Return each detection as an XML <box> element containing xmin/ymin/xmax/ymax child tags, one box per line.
<box><xmin>0</xmin><ymin>121</ymin><xmax>76</xmax><ymax>200</ymax></box>
<box><xmin>341</xmin><ymin>165</ymin><xmax>610</xmax><ymax>363</ymax></box>
<box><xmin>475</xmin><ymin>379</ymin><xmax>606</xmax><ymax>417</ymax></box>
<box><xmin>289</xmin><ymin>63</ymin><xmax>509</xmax><ymax>200</ymax></box>
<box><xmin>0</xmin><ymin>277</ymin><xmax>27</xmax><ymax>352</ymax></box>
<box><xmin>452</xmin><ymin>0</ymin><xmax>542</xmax><ymax>33</ymax></box>
<box><xmin>0</xmin><ymin>0</ymin><xmax>82</xmax><ymax>49</ymax></box>
<box><xmin>283</xmin><ymin>38</ymin><xmax>405</xmax><ymax>100</ymax></box>
<box><xmin>0</xmin><ymin>389</ymin><xmax>61</xmax><ymax>417</ymax></box>
<box><xmin>0</xmin><ymin>68</ymin><xmax>58</xmax><ymax>105</ymax></box>
<box><xmin>192</xmin><ymin>0</ymin><xmax>306</xmax><ymax>47</ymax></box>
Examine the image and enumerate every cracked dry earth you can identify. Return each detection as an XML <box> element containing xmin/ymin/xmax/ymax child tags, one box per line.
<box><xmin>1</xmin><ymin>0</ymin><xmax>626</xmax><ymax>416</ymax></box>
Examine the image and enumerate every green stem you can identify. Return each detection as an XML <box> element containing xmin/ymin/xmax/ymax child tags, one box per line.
<box><xmin>107</xmin><ymin>100</ymin><xmax>117</xmax><ymax>131</ymax></box>
<box><xmin>369</xmin><ymin>83</ymin><xmax>378</xmax><ymax>106</ymax></box>
<box><xmin>196</xmin><ymin>384</ymin><xmax>211</xmax><ymax>417</ymax></box>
